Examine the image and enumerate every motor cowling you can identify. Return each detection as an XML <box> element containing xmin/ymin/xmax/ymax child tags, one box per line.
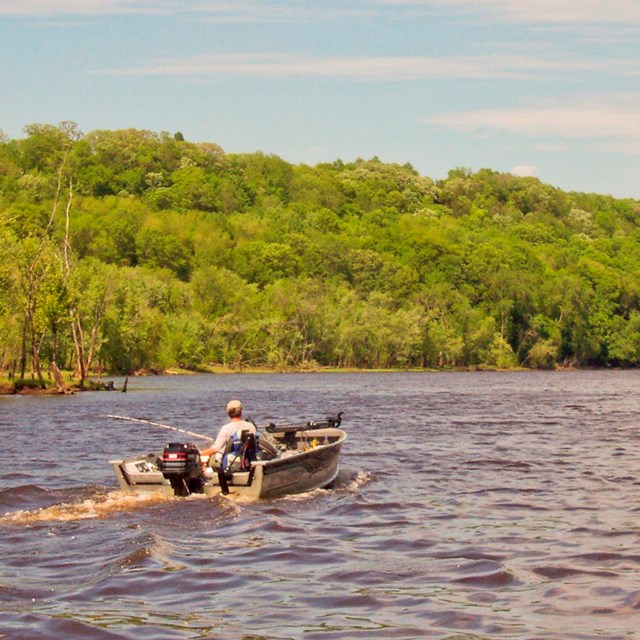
<box><xmin>159</xmin><ymin>442</ymin><xmax>203</xmax><ymax>496</ymax></box>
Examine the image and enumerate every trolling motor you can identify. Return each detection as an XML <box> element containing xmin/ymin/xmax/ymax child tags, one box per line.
<box><xmin>158</xmin><ymin>442</ymin><xmax>204</xmax><ymax>497</ymax></box>
<box><xmin>263</xmin><ymin>412</ymin><xmax>344</xmax><ymax>449</ymax></box>
<box><xmin>311</xmin><ymin>412</ymin><xmax>343</xmax><ymax>429</ymax></box>
<box><xmin>265</xmin><ymin>412</ymin><xmax>344</xmax><ymax>433</ymax></box>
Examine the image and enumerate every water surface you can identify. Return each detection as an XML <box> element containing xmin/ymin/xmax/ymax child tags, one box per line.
<box><xmin>1</xmin><ymin>371</ymin><xmax>639</xmax><ymax>639</ymax></box>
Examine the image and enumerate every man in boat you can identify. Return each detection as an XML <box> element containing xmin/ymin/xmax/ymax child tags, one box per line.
<box><xmin>199</xmin><ymin>400</ymin><xmax>257</xmax><ymax>470</ymax></box>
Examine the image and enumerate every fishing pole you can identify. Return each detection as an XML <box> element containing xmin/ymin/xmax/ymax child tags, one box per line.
<box><xmin>106</xmin><ymin>414</ymin><xmax>215</xmax><ymax>442</ymax></box>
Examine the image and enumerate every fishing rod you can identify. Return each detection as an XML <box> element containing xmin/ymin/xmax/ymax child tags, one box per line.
<box><xmin>106</xmin><ymin>414</ymin><xmax>215</xmax><ymax>442</ymax></box>
<box><xmin>107</xmin><ymin>410</ymin><xmax>343</xmax><ymax>440</ymax></box>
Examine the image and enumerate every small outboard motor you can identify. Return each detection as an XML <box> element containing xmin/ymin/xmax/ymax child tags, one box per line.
<box><xmin>159</xmin><ymin>442</ymin><xmax>204</xmax><ymax>496</ymax></box>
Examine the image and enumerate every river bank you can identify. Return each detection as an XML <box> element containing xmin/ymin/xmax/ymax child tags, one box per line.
<box><xmin>1</xmin><ymin>361</ymin><xmax>588</xmax><ymax>395</ymax></box>
<box><xmin>0</xmin><ymin>375</ymin><xmax>126</xmax><ymax>395</ymax></box>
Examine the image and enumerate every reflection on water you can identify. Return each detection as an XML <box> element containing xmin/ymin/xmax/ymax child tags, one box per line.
<box><xmin>1</xmin><ymin>371</ymin><xmax>640</xmax><ymax>639</ymax></box>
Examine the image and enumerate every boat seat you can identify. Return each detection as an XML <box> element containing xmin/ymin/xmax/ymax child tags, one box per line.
<box><xmin>211</xmin><ymin>470</ymin><xmax>252</xmax><ymax>487</ymax></box>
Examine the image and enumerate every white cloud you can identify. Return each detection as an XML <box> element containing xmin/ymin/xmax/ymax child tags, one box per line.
<box><xmin>98</xmin><ymin>51</ymin><xmax>632</xmax><ymax>81</ymax></box>
<box><xmin>422</xmin><ymin>96</ymin><xmax>640</xmax><ymax>154</ymax></box>
<box><xmin>0</xmin><ymin>0</ymin><xmax>374</xmax><ymax>20</ymax></box>
<box><xmin>194</xmin><ymin>2</ymin><xmax>376</xmax><ymax>24</ymax></box>
<box><xmin>510</xmin><ymin>165</ymin><xmax>538</xmax><ymax>177</ymax></box>
<box><xmin>0</xmin><ymin>0</ymin><xmax>176</xmax><ymax>16</ymax></box>
<box><xmin>380</xmin><ymin>0</ymin><xmax>640</xmax><ymax>26</ymax></box>
<box><xmin>484</xmin><ymin>0</ymin><xmax>640</xmax><ymax>24</ymax></box>
<box><xmin>5</xmin><ymin>0</ymin><xmax>640</xmax><ymax>29</ymax></box>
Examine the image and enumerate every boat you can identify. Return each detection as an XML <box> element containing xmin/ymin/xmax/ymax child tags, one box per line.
<box><xmin>109</xmin><ymin>413</ymin><xmax>346</xmax><ymax>500</ymax></box>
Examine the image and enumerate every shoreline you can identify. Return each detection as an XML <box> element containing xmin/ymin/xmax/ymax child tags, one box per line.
<box><xmin>0</xmin><ymin>363</ymin><xmax>623</xmax><ymax>396</ymax></box>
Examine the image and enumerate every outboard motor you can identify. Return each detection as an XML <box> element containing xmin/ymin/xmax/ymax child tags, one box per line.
<box><xmin>159</xmin><ymin>442</ymin><xmax>204</xmax><ymax>496</ymax></box>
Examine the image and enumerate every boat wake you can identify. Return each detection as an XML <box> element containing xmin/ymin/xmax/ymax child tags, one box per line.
<box><xmin>0</xmin><ymin>472</ymin><xmax>369</xmax><ymax>524</ymax></box>
<box><xmin>274</xmin><ymin>469</ymin><xmax>372</xmax><ymax>503</ymax></box>
<box><xmin>0</xmin><ymin>490</ymin><xmax>179</xmax><ymax>525</ymax></box>
<box><xmin>341</xmin><ymin>470</ymin><xmax>373</xmax><ymax>492</ymax></box>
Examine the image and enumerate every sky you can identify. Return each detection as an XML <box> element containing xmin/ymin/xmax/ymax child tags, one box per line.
<box><xmin>1</xmin><ymin>0</ymin><xmax>639</xmax><ymax>199</ymax></box>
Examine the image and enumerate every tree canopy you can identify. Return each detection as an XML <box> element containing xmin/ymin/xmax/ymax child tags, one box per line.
<box><xmin>2</xmin><ymin>122</ymin><xmax>640</xmax><ymax>379</ymax></box>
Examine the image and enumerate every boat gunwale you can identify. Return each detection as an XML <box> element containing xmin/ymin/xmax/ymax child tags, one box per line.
<box><xmin>251</xmin><ymin>427</ymin><xmax>346</xmax><ymax>468</ymax></box>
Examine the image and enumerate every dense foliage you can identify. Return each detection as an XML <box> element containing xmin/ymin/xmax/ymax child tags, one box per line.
<box><xmin>2</xmin><ymin>122</ymin><xmax>640</xmax><ymax>379</ymax></box>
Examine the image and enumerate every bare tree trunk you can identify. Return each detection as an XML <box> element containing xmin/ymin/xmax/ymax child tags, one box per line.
<box><xmin>50</xmin><ymin>322</ymin><xmax>58</xmax><ymax>368</ymax></box>
<box><xmin>20</xmin><ymin>311</ymin><xmax>28</xmax><ymax>379</ymax></box>
<box><xmin>51</xmin><ymin>361</ymin><xmax>72</xmax><ymax>394</ymax></box>
<box><xmin>85</xmin><ymin>298</ymin><xmax>107</xmax><ymax>369</ymax></box>
<box><xmin>62</xmin><ymin>177</ymin><xmax>88</xmax><ymax>387</ymax></box>
<box><xmin>71</xmin><ymin>319</ymin><xmax>87</xmax><ymax>385</ymax></box>
<box><xmin>31</xmin><ymin>332</ymin><xmax>46</xmax><ymax>389</ymax></box>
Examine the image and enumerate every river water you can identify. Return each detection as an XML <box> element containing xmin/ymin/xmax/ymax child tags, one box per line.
<box><xmin>1</xmin><ymin>371</ymin><xmax>639</xmax><ymax>639</ymax></box>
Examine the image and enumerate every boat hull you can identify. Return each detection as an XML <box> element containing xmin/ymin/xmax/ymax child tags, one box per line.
<box><xmin>110</xmin><ymin>427</ymin><xmax>346</xmax><ymax>501</ymax></box>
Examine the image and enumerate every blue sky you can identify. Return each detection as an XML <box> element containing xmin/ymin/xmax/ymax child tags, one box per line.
<box><xmin>1</xmin><ymin>0</ymin><xmax>639</xmax><ymax>198</ymax></box>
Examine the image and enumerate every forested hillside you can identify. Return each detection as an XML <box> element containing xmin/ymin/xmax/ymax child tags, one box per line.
<box><xmin>2</xmin><ymin>122</ymin><xmax>640</xmax><ymax>381</ymax></box>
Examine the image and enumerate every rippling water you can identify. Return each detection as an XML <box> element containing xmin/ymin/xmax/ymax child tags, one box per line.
<box><xmin>1</xmin><ymin>371</ymin><xmax>640</xmax><ymax>639</ymax></box>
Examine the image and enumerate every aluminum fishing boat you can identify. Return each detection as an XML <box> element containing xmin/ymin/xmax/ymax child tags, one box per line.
<box><xmin>109</xmin><ymin>413</ymin><xmax>346</xmax><ymax>500</ymax></box>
